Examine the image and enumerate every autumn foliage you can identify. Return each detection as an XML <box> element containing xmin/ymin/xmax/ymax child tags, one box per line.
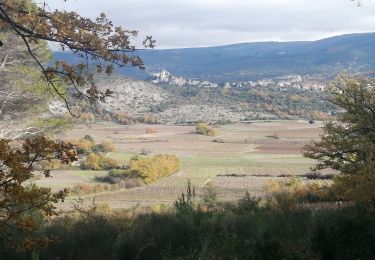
<box><xmin>69</xmin><ymin>136</ymin><xmax>117</xmax><ymax>155</ymax></box>
<box><xmin>145</xmin><ymin>128</ymin><xmax>158</xmax><ymax>134</ymax></box>
<box><xmin>0</xmin><ymin>136</ymin><xmax>77</xmax><ymax>249</ymax></box>
<box><xmin>196</xmin><ymin>123</ymin><xmax>219</xmax><ymax>137</ymax></box>
<box><xmin>127</xmin><ymin>154</ymin><xmax>181</xmax><ymax>184</ymax></box>
<box><xmin>0</xmin><ymin>0</ymin><xmax>154</xmax><ymax>110</ymax></box>
<box><xmin>80</xmin><ymin>152</ymin><xmax>118</xmax><ymax>171</ymax></box>
<box><xmin>100</xmin><ymin>141</ymin><xmax>117</xmax><ymax>153</ymax></box>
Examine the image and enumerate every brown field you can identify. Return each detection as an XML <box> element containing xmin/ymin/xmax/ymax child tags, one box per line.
<box><xmin>35</xmin><ymin>120</ymin><xmax>333</xmax><ymax>209</ymax></box>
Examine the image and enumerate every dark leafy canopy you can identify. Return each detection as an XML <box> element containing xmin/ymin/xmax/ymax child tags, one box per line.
<box><xmin>0</xmin><ymin>137</ymin><xmax>77</xmax><ymax>249</ymax></box>
<box><xmin>0</xmin><ymin>0</ymin><xmax>155</xmax><ymax>112</ymax></box>
<box><xmin>303</xmin><ymin>76</ymin><xmax>375</xmax><ymax>206</ymax></box>
<box><xmin>304</xmin><ymin>76</ymin><xmax>375</xmax><ymax>174</ymax></box>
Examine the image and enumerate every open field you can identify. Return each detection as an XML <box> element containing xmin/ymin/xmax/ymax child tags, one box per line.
<box><xmin>35</xmin><ymin>120</ymin><xmax>333</xmax><ymax>209</ymax></box>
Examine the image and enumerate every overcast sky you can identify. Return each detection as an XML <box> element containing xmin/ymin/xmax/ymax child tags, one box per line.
<box><xmin>48</xmin><ymin>0</ymin><xmax>375</xmax><ymax>49</ymax></box>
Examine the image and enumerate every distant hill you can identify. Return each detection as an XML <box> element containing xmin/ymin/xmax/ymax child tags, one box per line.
<box><xmin>54</xmin><ymin>33</ymin><xmax>375</xmax><ymax>82</ymax></box>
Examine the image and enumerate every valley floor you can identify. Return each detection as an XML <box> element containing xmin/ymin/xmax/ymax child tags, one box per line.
<box><xmin>34</xmin><ymin>120</ymin><xmax>334</xmax><ymax>209</ymax></box>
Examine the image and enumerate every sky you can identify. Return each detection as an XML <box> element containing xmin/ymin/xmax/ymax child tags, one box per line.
<box><xmin>48</xmin><ymin>0</ymin><xmax>375</xmax><ymax>49</ymax></box>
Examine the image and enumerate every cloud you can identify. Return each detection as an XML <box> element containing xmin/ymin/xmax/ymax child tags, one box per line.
<box><xmin>48</xmin><ymin>0</ymin><xmax>375</xmax><ymax>48</ymax></box>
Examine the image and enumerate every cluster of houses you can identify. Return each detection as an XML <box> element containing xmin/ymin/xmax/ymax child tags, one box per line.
<box><xmin>152</xmin><ymin>70</ymin><xmax>326</xmax><ymax>91</ymax></box>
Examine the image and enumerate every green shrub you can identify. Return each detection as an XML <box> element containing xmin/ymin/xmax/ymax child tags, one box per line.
<box><xmin>312</xmin><ymin>206</ymin><xmax>375</xmax><ymax>260</ymax></box>
<box><xmin>174</xmin><ymin>180</ymin><xmax>196</xmax><ymax>214</ymax></box>
<box><xmin>202</xmin><ymin>182</ymin><xmax>217</xmax><ymax>210</ymax></box>
<box><xmin>237</xmin><ymin>191</ymin><xmax>261</xmax><ymax>212</ymax></box>
<box><xmin>4</xmin><ymin>200</ymin><xmax>375</xmax><ymax>260</ymax></box>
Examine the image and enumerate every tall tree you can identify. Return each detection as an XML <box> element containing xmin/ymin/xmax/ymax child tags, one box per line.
<box><xmin>303</xmin><ymin>75</ymin><xmax>375</xmax><ymax>207</ymax></box>
<box><xmin>0</xmin><ymin>28</ymin><xmax>70</xmax><ymax>138</ymax></box>
<box><xmin>0</xmin><ymin>0</ymin><xmax>154</xmax><ymax>113</ymax></box>
<box><xmin>0</xmin><ymin>0</ymin><xmax>153</xmax><ymax>250</ymax></box>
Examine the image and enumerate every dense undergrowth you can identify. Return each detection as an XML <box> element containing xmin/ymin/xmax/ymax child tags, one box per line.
<box><xmin>1</xmin><ymin>194</ymin><xmax>375</xmax><ymax>260</ymax></box>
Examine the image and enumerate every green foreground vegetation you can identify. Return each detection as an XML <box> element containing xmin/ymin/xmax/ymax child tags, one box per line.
<box><xmin>1</xmin><ymin>196</ymin><xmax>374</xmax><ymax>260</ymax></box>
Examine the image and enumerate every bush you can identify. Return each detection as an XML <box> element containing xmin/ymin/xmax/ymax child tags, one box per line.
<box><xmin>80</xmin><ymin>112</ymin><xmax>95</xmax><ymax>123</ymax></box>
<box><xmin>128</xmin><ymin>154</ymin><xmax>181</xmax><ymax>184</ymax></box>
<box><xmin>96</xmin><ymin>174</ymin><xmax>142</xmax><ymax>188</ymax></box>
<box><xmin>332</xmin><ymin>164</ymin><xmax>375</xmax><ymax>207</ymax></box>
<box><xmin>81</xmin><ymin>153</ymin><xmax>101</xmax><ymax>170</ymax></box>
<box><xmin>83</xmin><ymin>135</ymin><xmax>95</xmax><ymax>144</ymax></box>
<box><xmin>35</xmin><ymin>198</ymin><xmax>314</xmax><ymax>260</ymax></box>
<box><xmin>112</xmin><ymin>111</ymin><xmax>135</xmax><ymax>125</ymax></box>
<box><xmin>117</xmin><ymin>178</ymin><xmax>143</xmax><ymax>189</ymax></box>
<box><xmin>101</xmin><ymin>141</ymin><xmax>117</xmax><ymax>152</ymax></box>
<box><xmin>238</xmin><ymin>191</ymin><xmax>261</xmax><ymax>212</ymax></box>
<box><xmin>91</xmin><ymin>144</ymin><xmax>104</xmax><ymax>153</ymax></box>
<box><xmin>140</xmin><ymin>115</ymin><xmax>159</xmax><ymax>124</ymax></box>
<box><xmin>202</xmin><ymin>182</ymin><xmax>217</xmax><ymax>210</ymax></box>
<box><xmin>101</xmin><ymin>157</ymin><xmax>181</xmax><ymax>186</ymax></box>
<box><xmin>75</xmin><ymin>139</ymin><xmax>94</xmax><ymax>155</ymax></box>
<box><xmin>69</xmin><ymin>136</ymin><xmax>97</xmax><ymax>155</ymax></box>
<box><xmin>67</xmin><ymin>183</ymin><xmax>119</xmax><ymax>196</ymax></box>
<box><xmin>265</xmin><ymin>178</ymin><xmax>336</xmax><ymax>208</ymax></box>
<box><xmin>108</xmin><ymin>169</ymin><xmax>130</xmax><ymax>177</ymax></box>
<box><xmin>92</xmin><ymin>141</ymin><xmax>117</xmax><ymax>154</ymax></box>
<box><xmin>4</xmin><ymin>199</ymin><xmax>375</xmax><ymax>260</ymax></box>
<box><xmin>80</xmin><ymin>153</ymin><xmax>118</xmax><ymax>170</ymax></box>
<box><xmin>145</xmin><ymin>128</ymin><xmax>158</xmax><ymax>134</ymax></box>
<box><xmin>312</xmin><ymin>206</ymin><xmax>375</xmax><ymax>260</ymax></box>
<box><xmin>206</xmin><ymin>128</ymin><xmax>219</xmax><ymax>137</ymax></box>
<box><xmin>99</xmin><ymin>157</ymin><xmax>118</xmax><ymax>170</ymax></box>
<box><xmin>140</xmin><ymin>149</ymin><xmax>151</xmax><ymax>155</ymax></box>
<box><xmin>196</xmin><ymin>123</ymin><xmax>219</xmax><ymax>136</ymax></box>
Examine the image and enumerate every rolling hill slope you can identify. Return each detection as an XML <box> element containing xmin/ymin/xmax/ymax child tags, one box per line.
<box><xmin>54</xmin><ymin>33</ymin><xmax>375</xmax><ymax>82</ymax></box>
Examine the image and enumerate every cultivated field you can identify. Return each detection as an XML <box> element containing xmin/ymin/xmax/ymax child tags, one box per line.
<box><xmin>34</xmin><ymin>120</ymin><xmax>333</xmax><ymax>209</ymax></box>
